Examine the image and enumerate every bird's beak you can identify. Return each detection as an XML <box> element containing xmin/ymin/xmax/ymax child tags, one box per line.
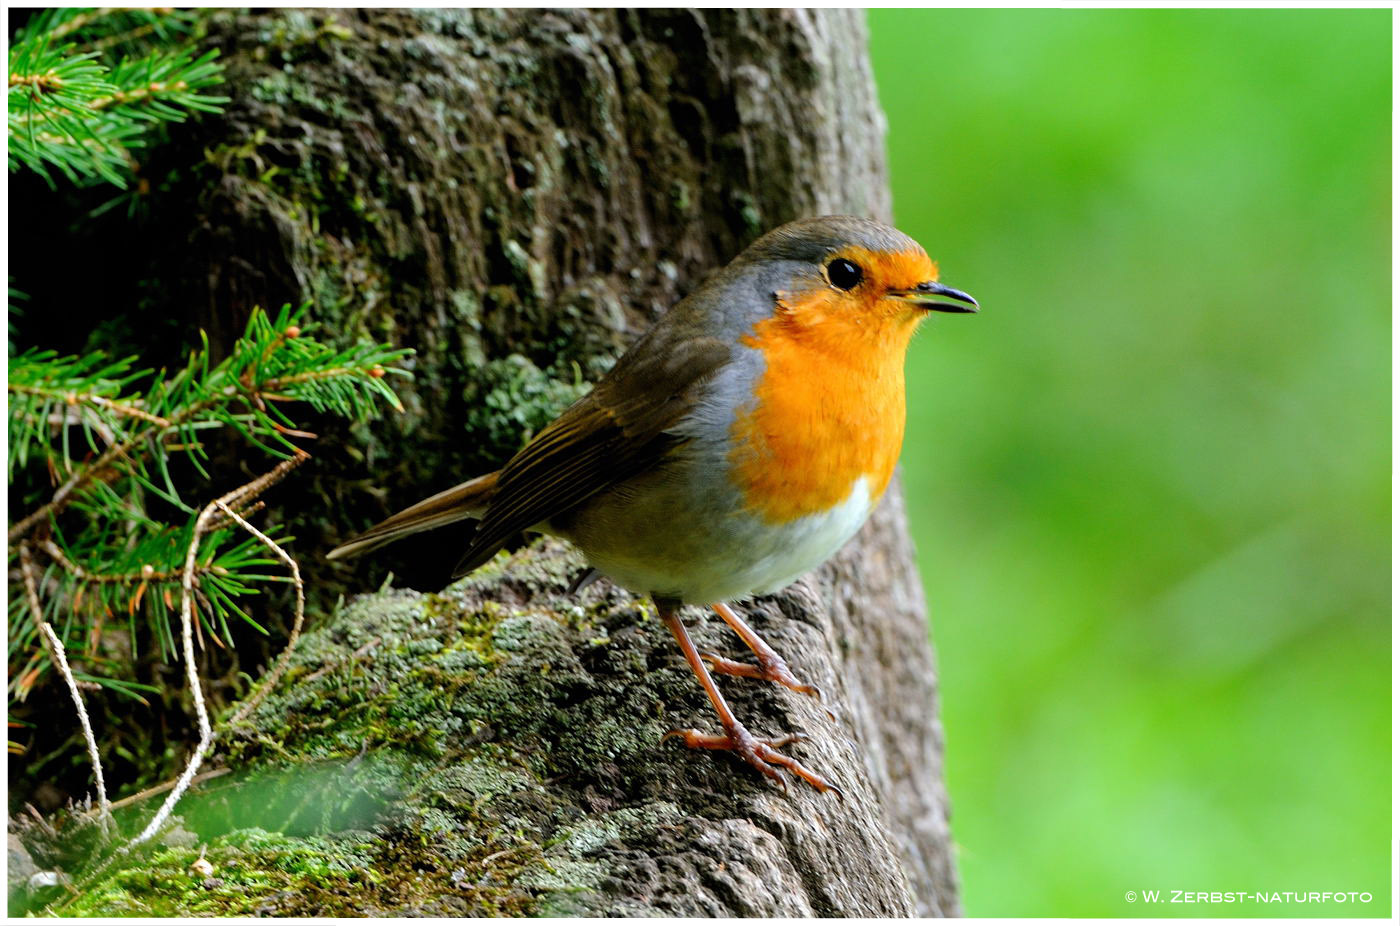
<box><xmin>891</xmin><ymin>281</ymin><xmax>979</xmax><ymax>314</ymax></box>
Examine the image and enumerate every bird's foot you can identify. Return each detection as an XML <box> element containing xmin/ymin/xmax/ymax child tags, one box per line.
<box><xmin>662</xmin><ymin>723</ymin><xmax>842</xmax><ymax>796</ymax></box>
<box><xmin>699</xmin><ymin>648</ymin><xmax>823</xmax><ymax>700</ymax></box>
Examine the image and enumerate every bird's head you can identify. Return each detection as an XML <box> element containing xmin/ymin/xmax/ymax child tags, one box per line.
<box><xmin>732</xmin><ymin>215</ymin><xmax>977</xmax><ymax>351</ymax></box>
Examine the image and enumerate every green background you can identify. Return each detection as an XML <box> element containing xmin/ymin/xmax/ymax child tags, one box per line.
<box><xmin>870</xmin><ymin>9</ymin><xmax>1390</xmax><ymax>918</ymax></box>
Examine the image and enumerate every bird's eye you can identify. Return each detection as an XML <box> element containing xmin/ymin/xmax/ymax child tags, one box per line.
<box><xmin>826</xmin><ymin>258</ymin><xmax>863</xmax><ymax>291</ymax></box>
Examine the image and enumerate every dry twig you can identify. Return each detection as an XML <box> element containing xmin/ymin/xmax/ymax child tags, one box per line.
<box><xmin>130</xmin><ymin>452</ymin><xmax>307</xmax><ymax>846</ymax></box>
<box><xmin>82</xmin><ymin>767</ymin><xmax>232</xmax><ymax>820</ymax></box>
<box><xmin>20</xmin><ymin>544</ymin><xmax>112</xmax><ymax>833</ymax></box>
<box><xmin>220</xmin><ymin>498</ymin><xmax>304</xmax><ymax>727</ymax></box>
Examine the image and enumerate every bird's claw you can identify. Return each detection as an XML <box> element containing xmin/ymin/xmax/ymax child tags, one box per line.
<box><xmin>662</xmin><ymin>724</ymin><xmax>838</xmax><ymax>794</ymax></box>
<box><xmin>699</xmin><ymin>651</ymin><xmax>838</xmax><ymax>722</ymax></box>
<box><xmin>699</xmin><ymin>650</ymin><xmax>824</xmax><ymax>699</ymax></box>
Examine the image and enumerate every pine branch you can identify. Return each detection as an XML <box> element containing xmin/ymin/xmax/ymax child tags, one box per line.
<box><xmin>7</xmin><ymin>8</ymin><xmax>227</xmax><ymax>188</ymax></box>
<box><xmin>9</xmin><ymin>305</ymin><xmax>409</xmax><ymax>544</ymax></box>
<box><xmin>9</xmin><ymin>304</ymin><xmax>411</xmax><ymax>699</ymax></box>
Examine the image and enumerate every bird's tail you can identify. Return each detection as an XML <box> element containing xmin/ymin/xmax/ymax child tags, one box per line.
<box><xmin>326</xmin><ymin>471</ymin><xmax>499</xmax><ymax>561</ymax></box>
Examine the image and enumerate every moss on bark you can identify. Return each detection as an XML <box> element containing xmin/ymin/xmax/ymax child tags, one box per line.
<box><xmin>22</xmin><ymin>539</ymin><xmax>917</xmax><ymax>916</ymax></box>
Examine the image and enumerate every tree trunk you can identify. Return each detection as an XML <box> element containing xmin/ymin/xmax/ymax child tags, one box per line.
<box><xmin>26</xmin><ymin>8</ymin><xmax>958</xmax><ymax>917</ymax></box>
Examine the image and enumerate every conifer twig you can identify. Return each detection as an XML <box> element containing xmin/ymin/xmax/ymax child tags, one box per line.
<box><xmin>39</xmin><ymin>538</ymin><xmax>185</xmax><ymax>584</ymax></box>
<box><xmin>48</xmin><ymin>8</ymin><xmax>118</xmax><ymax>41</ymax></box>
<box><xmin>10</xmin><ymin>383</ymin><xmax>171</xmax><ymax>427</ymax></box>
<box><xmin>9</xmin><ymin>394</ymin><xmax>219</xmax><ymax>543</ymax></box>
<box><xmin>20</xmin><ymin>544</ymin><xmax>112</xmax><ymax>833</ymax></box>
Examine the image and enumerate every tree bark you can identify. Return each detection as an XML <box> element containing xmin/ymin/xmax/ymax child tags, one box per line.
<box><xmin>29</xmin><ymin>8</ymin><xmax>959</xmax><ymax>917</ymax></box>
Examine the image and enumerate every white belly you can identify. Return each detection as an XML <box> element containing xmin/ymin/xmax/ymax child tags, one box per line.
<box><xmin>570</xmin><ymin>473</ymin><xmax>876</xmax><ymax>604</ymax></box>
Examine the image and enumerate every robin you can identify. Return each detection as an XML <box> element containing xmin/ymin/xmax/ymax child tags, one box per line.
<box><xmin>328</xmin><ymin>215</ymin><xmax>977</xmax><ymax>794</ymax></box>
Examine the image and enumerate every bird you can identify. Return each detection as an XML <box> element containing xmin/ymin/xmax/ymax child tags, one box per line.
<box><xmin>328</xmin><ymin>215</ymin><xmax>977</xmax><ymax>794</ymax></box>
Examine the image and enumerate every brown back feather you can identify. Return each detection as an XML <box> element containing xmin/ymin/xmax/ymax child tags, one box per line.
<box><xmin>451</xmin><ymin>331</ymin><xmax>731</xmax><ymax>577</ymax></box>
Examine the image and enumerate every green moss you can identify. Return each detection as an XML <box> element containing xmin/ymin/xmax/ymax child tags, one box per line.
<box><xmin>459</xmin><ymin>354</ymin><xmax>590</xmax><ymax>462</ymax></box>
<box><xmin>57</xmin><ymin>823</ymin><xmax>541</xmax><ymax>917</ymax></box>
<box><xmin>61</xmin><ymin>832</ymin><xmax>368</xmax><ymax>917</ymax></box>
<box><xmin>31</xmin><ymin>536</ymin><xmax>743</xmax><ymax>917</ymax></box>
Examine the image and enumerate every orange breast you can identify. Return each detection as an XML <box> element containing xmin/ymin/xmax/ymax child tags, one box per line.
<box><xmin>729</xmin><ymin>294</ymin><xmax>917</xmax><ymax>524</ymax></box>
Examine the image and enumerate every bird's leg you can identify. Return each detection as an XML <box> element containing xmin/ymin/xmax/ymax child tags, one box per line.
<box><xmin>657</xmin><ymin>600</ymin><xmax>839</xmax><ymax>795</ymax></box>
<box><xmin>700</xmin><ymin>601</ymin><xmax>823</xmax><ymax>700</ymax></box>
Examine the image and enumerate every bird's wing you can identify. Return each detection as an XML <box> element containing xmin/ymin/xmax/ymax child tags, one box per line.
<box><xmin>326</xmin><ymin>471</ymin><xmax>499</xmax><ymax>561</ymax></box>
<box><xmin>452</xmin><ymin>330</ymin><xmax>731</xmax><ymax>577</ymax></box>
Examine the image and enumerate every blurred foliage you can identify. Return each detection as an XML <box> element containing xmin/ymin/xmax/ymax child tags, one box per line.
<box><xmin>871</xmin><ymin>9</ymin><xmax>1389</xmax><ymax>917</ymax></box>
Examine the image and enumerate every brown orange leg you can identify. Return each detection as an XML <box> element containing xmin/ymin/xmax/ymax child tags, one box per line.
<box><xmin>701</xmin><ymin>601</ymin><xmax>824</xmax><ymax>701</ymax></box>
<box><xmin>657</xmin><ymin>599</ymin><xmax>839</xmax><ymax>795</ymax></box>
